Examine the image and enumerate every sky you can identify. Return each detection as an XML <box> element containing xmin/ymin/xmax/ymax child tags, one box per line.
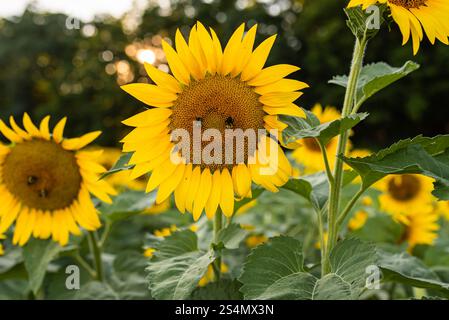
<box><xmin>0</xmin><ymin>0</ymin><xmax>149</xmax><ymax>21</ymax></box>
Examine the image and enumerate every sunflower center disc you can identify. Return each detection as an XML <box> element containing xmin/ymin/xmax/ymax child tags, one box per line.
<box><xmin>2</xmin><ymin>139</ymin><xmax>82</xmax><ymax>210</ymax></box>
<box><xmin>387</xmin><ymin>175</ymin><xmax>421</xmax><ymax>201</ymax></box>
<box><xmin>171</xmin><ymin>75</ymin><xmax>265</xmax><ymax>170</ymax></box>
<box><xmin>389</xmin><ymin>0</ymin><xmax>427</xmax><ymax>9</ymax></box>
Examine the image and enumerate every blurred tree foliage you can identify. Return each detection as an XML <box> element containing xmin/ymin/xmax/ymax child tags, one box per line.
<box><xmin>0</xmin><ymin>0</ymin><xmax>448</xmax><ymax>148</ymax></box>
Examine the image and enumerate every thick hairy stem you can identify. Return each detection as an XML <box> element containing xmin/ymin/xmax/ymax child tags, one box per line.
<box><xmin>322</xmin><ymin>35</ymin><xmax>368</xmax><ymax>275</ymax></box>
<box><xmin>88</xmin><ymin>231</ymin><xmax>104</xmax><ymax>282</ymax></box>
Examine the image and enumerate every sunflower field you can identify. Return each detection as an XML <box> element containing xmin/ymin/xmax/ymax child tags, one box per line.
<box><xmin>1</xmin><ymin>0</ymin><xmax>449</xmax><ymax>305</ymax></box>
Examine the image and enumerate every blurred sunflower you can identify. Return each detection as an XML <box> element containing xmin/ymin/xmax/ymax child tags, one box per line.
<box><xmin>399</xmin><ymin>208</ymin><xmax>440</xmax><ymax>250</ymax></box>
<box><xmin>348</xmin><ymin>210</ymin><xmax>369</xmax><ymax>231</ymax></box>
<box><xmin>198</xmin><ymin>263</ymin><xmax>229</xmax><ymax>287</ymax></box>
<box><xmin>245</xmin><ymin>234</ymin><xmax>268</xmax><ymax>248</ymax></box>
<box><xmin>348</xmin><ymin>0</ymin><xmax>449</xmax><ymax>54</ymax></box>
<box><xmin>0</xmin><ymin>114</ymin><xmax>116</xmax><ymax>246</ymax></box>
<box><xmin>0</xmin><ymin>234</ymin><xmax>5</xmax><ymax>255</ymax></box>
<box><xmin>377</xmin><ymin>174</ymin><xmax>434</xmax><ymax>224</ymax></box>
<box><xmin>122</xmin><ymin>22</ymin><xmax>307</xmax><ymax>221</ymax></box>
<box><xmin>292</xmin><ymin>104</ymin><xmax>348</xmax><ymax>173</ymax></box>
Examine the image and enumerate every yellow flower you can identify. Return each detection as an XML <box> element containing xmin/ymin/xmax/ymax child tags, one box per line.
<box><xmin>143</xmin><ymin>247</ymin><xmax>155</xmax><ymax>257</ymax></box>
<box><xmin>121</xmin><ymin>22</ymin><xmax>307</xmax><ymax>221</ymax></box>
<box><xmin>144</xmin><ymin>199</ymin><xmax>171</xmax><ymax>215</ymax></box>
<box><xmin>236</xmin><ymin>199</ymin><xmax>257</xmax><ymax>215</ymax></box>
<box><xmin>292</xmin><ymin>104</ymin><xmax>348</xmax><ymax>173</ymax></box>
<box><xmin>361</xmin><ymin>196</ymin><xmax>373</xmax><ymax>206</ymax></box>
<box><xmin>245</xmin><ymin>234</ymin><xmax>268</xmax><ymax>248</ymax></box>
<box><xmin>348</xmin><ymin>0</ymin><xmax>449</xmax><ymax>54</ymax></box>
<box><xmin>348</xmin><ymin>210</ymin><xmax>369</xmax><ymax>230</ymax></box>
<box><xmin>0</xmin><ymin>114</ymin><xmax>116</xmax><ymax>246</ymax></box>
<box><xmin>0</xmin><ymin>233</ymin><xmax>5</xmax><ymax>255</ymax></box>
<box><xmin>399</xmin><ymin>208</ymin><xmax>440</xmax><ymax>250</ymax></box>
<box><xmin>376</xmin><ymin>174</ymin><xmax>435</xmax><ymax>224</ymax></box>
<box><xmin>198</xmin><ymin>263</ymin><xmax>229</xmax><ymax>287</ymax></box>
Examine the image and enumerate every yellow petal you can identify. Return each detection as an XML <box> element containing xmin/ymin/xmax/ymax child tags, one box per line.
<box><xmin>232</xmin><ymin>24</ymin><xmax>258</xmax><ymax>77</ymax></box>
<box><xmin>174</xmin><ymin>163</ymin><xmax>193</xmax><ymax>213</ymax></box>
<box><xmin>39</xmin><ymin>116</ymin><xmax>51</xmax><ymax>140</ymax></box>
<box><xmin>0</xmin><ymin>119</ymin><xmax>22</xmax><ymax>143</ymax></box>
<box><xmin>219</xmin><ymin>168</ymin><xmax>234</xmax><ymax>217</ymax></box>
<box><xmin>248</xmin><ymin>64</ymin><xmax>300</xmax><ymax>87</ymax></box>
<box><xmin>185</xmin><ymin>166</ymin><xmax>201</xmax><ymax>213</ymax></box>
<box><xmin>210</xmin><ymin>28</ymin><xmax>223</xmax><ymax>73</ymax></box>
<box><xmin>263</xmin><ymin>104</ymin><xmax>305</xmax><ymax>118</ymax></box>
<box><xmin>188</xmin><ymin>25</ymin><xmax>208</xmax><ymax>73</ymax></box>
<box><xmin>23</xmin><ymin>113</ymin><xmax>41</xmax><ymax>137</ymax></box>
<box><xmin>146</xmin><ymin>160</ymin><xmax>178</xmax><ymax>193</ymax></box>
<box><xmin>175</xmin><ymin>29</ymin><xmax>204</xmax><ymax>80</ymax></box>
<box><xmin>241</xmin><ymin>34</ymin><xmax>277</xmax><ymax>81</ymax></box>
<box><xmin>254</xmin><ymin>79</ymin><xmax>309</xmax><ymax>95</ymax></box>
<box><xmin>144</xmin><ymin>62</ymin><xmax>182</xmax><ymax>93</ymax></box>
<box><xmin>53</xmin><ymin>117</ymin><xmax>67</xmax><ymax>143</ymax></box>
<box><xmin>156</xmin><ymin>163</ymin><xmax>185</xmax><ymax>204</ymax></box>
<box><xmin>162</xmin><ymin>39</ymin><xmax>191</xmax><ymax>85</ymax></box>
<box><xmin>122</xmin><ymin>108</ymin><xmax>172</xmax><ymax>127</ymax></box>
<box><xmin>193</xmin><ymin>168</ymin><xmax>212</xmax><ymax>221</ymax></box>
<box><xmin>121</xmin><ymin>83</ymin><xmax>177</xmax><ymax>108</ymax></box>
<box><xmin>260</xmin><ymin>91</ymin><xmax>303</xmax><ymax>107</ymax></box>
<box><xmin>62</xmin><ymin>131</ymin><xmax>101</xmax><ymax>150</ymax></box>
<box><xmin>221</xmin><ymin>23</ymin><xmax>245</xmax><ymax>76</ymax></box>
<box><xmin>232</xmin><ymin>164</ymin><xmax>252</xmax><ymax>198</ymax></box>
<box><xmin>9</xmin><ymin>116</ymin><xmax>30</xmax><ymax>140</ymax></box>
<box><xmin>205</xmin><ymin>169</ymin><xmax>222</xmax><ymax>219</ymax></box>
<box><xmin>196</xmin><ymin>22</ymin><xmax>217</xmax><ymax>74</ymax></box>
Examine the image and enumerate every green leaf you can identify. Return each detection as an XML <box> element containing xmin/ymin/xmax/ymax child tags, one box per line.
<box><xmin>351</xmin><ymin>214</ymin><xmax>404</xmax><ymax>243</ymax></box>
<box><xmin>146</xmin><ymin>229</ymin><xmax>215</xmax><ymax>300</ymax></box>
<box><xmin>190</xmin><ymin>279</ymin><xmax>243</xmax><ymax>300</ymax></box>
<box><xmin>239</xmin><ymin>236</ymin><xmax>313</xmax><ymax>300</ymax></box>
<box><xmin>341</xmin><ymin>135</ymin><xmax>449</xmax><ymax>199</ymax></box>
<box><xmin>100</xmin><ymin>152</ymin><xmax>133</xmax><ymax>180</ymax></box>
<box><xmin>280</xmin><ymin>112</ymin><xmax>368</xmax><ymax>146</ymax></box>
<box><xmin>22</xmin><ymin>239</ymin><xmax>61</xmax><ymax>294</ymax></box>
<box><xmin>234</xmin><ymin>187</ymin><xmax>264</xmax><ymax>213</ymax></box>
<box><xmin>239</xmin><ymin>237</ymin><xmax>376</xmax><ymax>300</ymax></box>
<box><xmin>75</xmin><ymin>281</ymin><xmax>119</xmax><ymax>300</ymax></box>
<box><xmin>378</xmin><ymin>250</ymin><xmax>449</xmax><ymax>292</ymax></box>
<box><xmin>99</xmin><ymin>190</ymin><xmax>157</xmax><ymax>221</ymax></box>
<box><xmin>330</xmin><ymin>61</ymin><xmax>420</xmax><ymax>108</ymax></box>
<box><xmin>282</xmin><ymin>171</ymin><xmax>358</xmax><ymax>211</ymax></box>
<box><xmin>345</xmin><ymin>5</ymin><xmax>386</xmax><ymax>40</ymax></box>
<box><xmin>216</xmin><ymin>223</ymin><xmax>248</xmax><ymax>250</ymax></box>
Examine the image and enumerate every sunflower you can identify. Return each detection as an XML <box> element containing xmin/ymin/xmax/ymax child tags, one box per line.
<box><xmin>377</xmin><ymin>174</ymin><xmax>434</xmax><ymax>224</ymax></box>
<box><xmin>198</xmin><ymin>263</ymin><xmax>229</xmax><ymax>287</ymax></box>
<box><xmin>398</xmin><ymin>208</ymin><xmax>440</xmax><ymax>250</ymax></box>
<box><xmin>121</xmin><ymin>22</ymin><xmax>307</xmax><ymax>220</ymax></box>
<box><xmin>348</xmin><ymin>0</ymin><xmax>449</xmax><ymax>54</ymax></box>
<box><xmin>245</xmin><ymin>234</ymin><xmax>268</xmax><ymax>248</ymax></box>
<box><xmin>292</xmin><ymin>104</ymin><xmax>348</xmax><ymax>173</ymax></box>
<box><xmin>0</xmin><ymin>114</ymin><xmax>116</xmax><ymax>246</ymax></box>
<box><xmin>348</xmin><ymin>210</ymin><xmax>369</xmax><ymax>230</ymax></box>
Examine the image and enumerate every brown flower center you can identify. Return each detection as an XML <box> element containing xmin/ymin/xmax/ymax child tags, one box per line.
<box><xmin>387</xmin><ymin>175</ymin><xmax>421</xmax><ymax>201</ymax></box>
<box><xmin>2</xmin><ymin>139</ymin><xmax>82</xmax><ymax>210</ymax></box>
<box><xmin>170</xmin><ymin>75</ymin><xmax>265</xmax><ymax>170</ymax></box>
<box><xmin>389</xmin><ymin>0</ymin><xmax>427</xmax><ymax>9</ymax></box>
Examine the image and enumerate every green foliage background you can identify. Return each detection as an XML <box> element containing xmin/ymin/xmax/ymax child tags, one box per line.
<box><xmin>0</xmin><ymin>0</ymin><xmax>448</xmax><ymax>148</ymax></box>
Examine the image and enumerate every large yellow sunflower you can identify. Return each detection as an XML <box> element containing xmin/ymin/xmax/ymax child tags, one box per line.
<box><xmin>121</xmin><ymin>22</ymin><xmax>307</xmax><ymax>220</ymax></box>
<box><xmin>292</xmin><ymin>104</ymin><xmax>347</xmax><ymax>173</ymax></box>
<box><xmin>0</xmin><ymin>114</ymin><xmax>116</xmax><ymax>246</ymax></box>
<box><xmin>377</xmin><ymin>174</ymin><xmax>435</xmax><ymax>223</ymax></box>
<box><xmin>398</xmin><ymin>208</ymin><xmax>440</xmax><ymax>250</ymax></box>
<box><xmin>348</xmin><ymin>0</ymin><xmax>449</xmax><ymax>54</ymax></box>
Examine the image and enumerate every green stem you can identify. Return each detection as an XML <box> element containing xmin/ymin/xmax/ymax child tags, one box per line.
<box><xmin>87</xmin><ymin>231</ymin><xmax>104</xmax><ymax>282</ymax></box>
<box><xmin>74</xmin><ymin>253</ymin><xmax>97</xmax><ymax>279</ymax></box>
<box><xmin>99</xmin><ymin>221</ymin><xmax>112</xmax><ymax>248</ymax></box>
<box><xmin>212</xmin><ymin>209</ymin><xmax>223</xmax><ymax>282</ymax></box>
<box><xmin>323</xmin><ymin>35</ymin><xmax>368</xmax><ymax>275</ymax></box>
<box><xmin>318</xmin><ymin>139</ymin><xmax>334</xmax><ymax>185</ymax></box>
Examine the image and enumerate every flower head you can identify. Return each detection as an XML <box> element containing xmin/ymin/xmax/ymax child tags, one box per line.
<box><xmin>348</xmin><ymin>0</ymin><xmax>449</xmax><ymax>54</ymax></box>
<box><xmin>0</xmin><ymin>114</ymin><xmax>116</xmax><ymax>246</ymax></box>
<box><xmin>121</xmin><ymin>22</ymin><xmax>308</xmax><ymax>220</ymax></box>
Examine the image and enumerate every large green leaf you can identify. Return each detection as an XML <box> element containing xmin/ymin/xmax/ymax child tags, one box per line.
<box><xmin>378</xmin><ymin>250</ymin><xmax>449</xmax><ymax>292</ymax></box>
<box><xmin>99</xmin><ymin>190</ymin><xmax>157</xmax><ymax>221</ymax></box>
<box><xmin>282</xmin><ymin>171</ymin><xmax>358</xmax><ymax>211</ymax></box>
<box><xmin>190</xmin><ymin>279</ymin><xmax>243</xmax><ymax>300</ymax></box>
<box><xmin>146</xmin><ymin>229</ymin><xmax>215</xmax><ymax>300</ymax></box>
<box><xmin>239</xmin><ymin>237</ymin><xmax>376</xmax><ymax>300</ymax></box>
<box><xmin>351</xmin><ymin>214</ymin><xmax>404</xmax><ymax>244</ymax></box>
<box><xmin>22</xmin><ymin>239</ymin><xmax>61</xmax><ymax>294</ymax></box>
<box><xmin>75</xmin><ymin>281</ymin><xmax>119</xmax><ymax>300</ymax></box>
<box><xmin>330</xmin><ymin>61</ymin><xmax>420</xmax><ymax>109</ymax></box>
<box><xmin>216</xmin><ymin>223</ymin><xmax>248</xmax><ymax>250</ymax></box>
<box><xmin>280</xmin><ymin>111</ymin><xmax>368</xmax><ymax>146</ymax></box>
<box><xmin>341</xmin><ymin>135</ymin><xmax>449</xmax><ymax>199</ymax></box>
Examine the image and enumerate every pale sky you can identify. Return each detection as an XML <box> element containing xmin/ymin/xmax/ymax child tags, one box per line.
<box><xmin>0</xmin><ymin>0</ymin><xmax>149</xmax><ymax>21</ymax></box>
